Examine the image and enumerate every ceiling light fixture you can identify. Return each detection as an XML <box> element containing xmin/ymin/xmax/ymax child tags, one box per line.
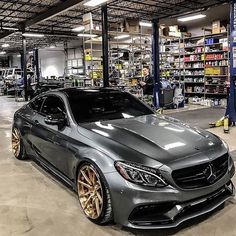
<box><xmin>84</xmin><ymin>0</ymin><xmax>108</xmax><ymax>7</ymax></box>
<box><xmin>139</xmin><ymin>21</ymin><xmax>152</xmax><ymax>27</ymax></box>
<box><xmin>114</xmin><ymin>34</ymin><xmax>130</xmax><ymax>40</ymax></box>
<box><xmin>2</xmin><ymin>43</ymin><xmax>9</xmax><ymax>48</ymax></box>
<box><xmin>49</xmin><ymin>45</ymin><xmax>56</xmax><ymax>49</ymax></box>
<box><xmin>77</xmin><ymin>33</ymin><xmax>97</xmax><ymax>37</ymax></box>
<box><xmin>177</xmin><ymin>14</ymin><xmax>206</xmax><ymax>22</ymax></box>
<box><xmin>72</xmin><ymin>26</ymin><xmax>85</xmax><ymax>32</ymax></box>
<box><xmin>2</xmin><ymin>27</ymin><xmax>18</xmax><ymax>31</ymax></box>
<box><xmin>22</xmin><ymin>33</ymin><xmax>45</xmax><ymax>38</ymax></box>
<box><xmin>0</xmin><ymin>51</ymin><xmax>6</xmax><ymax>55</ymax></box>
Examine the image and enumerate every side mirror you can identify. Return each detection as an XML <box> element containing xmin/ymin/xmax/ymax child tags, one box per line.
<box><xmin>44</xmin><ymin>113</ymin><xmax>66</xmax><ymax>128</ymax></box>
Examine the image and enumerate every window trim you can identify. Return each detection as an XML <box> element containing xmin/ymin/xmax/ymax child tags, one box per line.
<box><xmin>39</xmin><ymin>94</ymin><xmax>70</xmax><ymax>127</ymax></box>
<box><xmin>29</xmin><ymin>96</ymin><xmax>45</xmax><ymax>113</ymax></box>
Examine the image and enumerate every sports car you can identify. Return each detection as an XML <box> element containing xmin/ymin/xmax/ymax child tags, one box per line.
<box><xmin>12</xmin><ymin>87</ymin><xmax>235</xmax><ymax>229</ymax></box>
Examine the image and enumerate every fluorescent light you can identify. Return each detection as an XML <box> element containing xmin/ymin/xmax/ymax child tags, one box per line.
<box><xmin>139</xmin><ymin>21</ymin><xmax>152</xmax><ymax>27</ymax></box>
<box><xmin>84</xmin><ymin>0</ymin><xmax>108</xmax><ymax>7</ymax></box>
<box><xmin>2</xmin><ymin>43</ymin><xmax>9</xmax><ymax>48</ymax></box>
<box><xmin>77</xmin><ymin>33</ymin><xmax>97</xmax><ymax>37</ymax></box>
<box><xmin>2</xmin><ymin>27</ymin><xmax>18</xmax><ymax>31</ymax></box>
<box><xmin>178</xmin><ymin>14</ymin><xmax>206</xmax><ymax>22</ymax></box>
<box><xmin>114</xmin><ymin>34</ymin><xmax>130</xmax><ymax>40</ymax></box>
<box><xmin>22</xmin><ymin>33</ymin><xmax>45</xmax><ymax>38</ymax></box>
<box><xmin>17</xmin><ymin>54</ymin><xmax>21</xmax><ymax>57</ymax></box>
<box><xmin>0</xmin><ymin>51</ymin><xmax>6</xmax><ymax>55</ymax></box>
<box><xmin>49</xmin><ymin>45</ymin><xmax>56</xmax><ymax>49</ymax></box>
<box><xmin>28</xmin><ymin>51</ymin><xmax>33</xmax><ymax>54</ymax></box>
<box><xmin>72</xmin><ymin>26</ymin><xmax>85</xmax><ymax>32</ymax></box>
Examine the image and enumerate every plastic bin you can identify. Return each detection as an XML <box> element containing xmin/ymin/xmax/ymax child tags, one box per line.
<box><xmin>159</xmin><ymin>88</ymin><xmax>174</xmax><ymax>109</ymax></box>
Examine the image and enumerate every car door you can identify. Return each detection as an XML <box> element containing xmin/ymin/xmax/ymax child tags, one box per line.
<box><xmin>30</xmin><ymin>95</ymin><xmax>74</xmax><ymax>178</ymax></box>
<box><xmin>20</xmin><ymin>96</ymin><xmax>45</xmax><ymax>156</ymax></box>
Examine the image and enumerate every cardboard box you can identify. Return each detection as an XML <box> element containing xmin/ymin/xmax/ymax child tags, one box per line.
<box><xmin>83</xmin><ymin>13</ymin><xmax>93</xmax><ymax>31</ymax></box>
<box><xmin>124</xmin><ymin>19</ymin><xmax>139</xmax><ymax>33</ymax></box>
<box><xmin>212</xmin><ymin>20</ymin><xmax>220</xmax><ymax>34</ymax></box>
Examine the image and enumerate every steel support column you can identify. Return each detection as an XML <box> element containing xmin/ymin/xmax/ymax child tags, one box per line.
<box><xmin>152</xmin><ymin>18</ymin><xmax>160</xmax><ymax>108</ymax></box>
<box><xmin>226</xmin><ymin>0</ymin><xmax>236</xmax><ymax>123</ymax></box>
<box><xmin>34</xmin><ymin>49</ymin><xmax>40</xmax><ymax>85</ymax></box>
<box><xmin>101</xmin><ymin>4</ymin><xmax>109</xmax><ymax>87</ymax></box>
<box><xmin>22</xmin><ymin>33</ymin><xmax>28</xmax><ymax>101</ymax></box>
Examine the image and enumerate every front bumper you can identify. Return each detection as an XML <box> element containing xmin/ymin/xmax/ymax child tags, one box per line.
<box><xmin>105</xmin><ymin>164</ymin><xmax>235</xmax><ymax>229</ymax></box>
<box><xmin>128</xmin><ymin>181</ymin><xmax>234</xmax><ymax>228</ymax></box>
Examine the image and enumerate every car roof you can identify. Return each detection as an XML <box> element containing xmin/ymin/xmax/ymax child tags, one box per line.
<box><xmin>37</xmin><ymin>87</ymin><xmax>124</xmax><ymax>98</ymax></box>
<box><xmin>59</xmin><ymin>87</ymin><xmax>123</xmax><ymax>96</ymax></box>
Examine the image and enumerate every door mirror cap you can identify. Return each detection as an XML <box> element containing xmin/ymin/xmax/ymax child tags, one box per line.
<box><xmin>44</xmin><ymin>113</ymin><xmax>66</xmax><ymax>127</ymax></box>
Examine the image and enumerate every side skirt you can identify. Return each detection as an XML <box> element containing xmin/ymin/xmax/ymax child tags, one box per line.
<box><xmin>31</xmin><ymin>155</ymin><xmax>77</xmax><ymax>192</ymax></box>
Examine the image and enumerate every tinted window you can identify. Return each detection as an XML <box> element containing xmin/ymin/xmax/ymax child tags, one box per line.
<box><xmin>67</xmin><ymin>90</ymin><xmax>154</xmax><ymax>124</ymax></box>
<box><xmin>41</xmin><ymin>96</ymin><xmax>66</xmax><ymax>116</ymax></box>
<box><xmin>30</xmin><ymin>97</ymin><xmax>44</xmax><ymax>112</ymax></box>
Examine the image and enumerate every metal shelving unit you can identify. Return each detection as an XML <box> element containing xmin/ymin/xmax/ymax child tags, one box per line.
<box><xmin>183</xmin><ymin>30</ymin><xmax>229</xmax><ymax>101</ymax></box>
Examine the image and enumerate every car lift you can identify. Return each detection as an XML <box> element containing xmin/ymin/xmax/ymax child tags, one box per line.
<box><xmin>209</xmin><ymin>1</ymin><xmax>236</xmax><ymax>133</ymax></box>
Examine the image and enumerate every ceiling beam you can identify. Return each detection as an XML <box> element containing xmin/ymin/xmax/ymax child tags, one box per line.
<box><xmin>24</xmin><ymin>0</ymin><xmax>84</xmax><ymax>28</ymax></box>
<box><xmin>0</xmin><ymin>30</ymin><xmax>14</xmax><ymax>40</ymax></box>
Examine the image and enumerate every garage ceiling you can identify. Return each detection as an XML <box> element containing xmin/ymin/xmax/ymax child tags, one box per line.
<box><xmin>0</xmin><ymin>0</ymin><xmax>230</xmax><ymax>53</ymax></box>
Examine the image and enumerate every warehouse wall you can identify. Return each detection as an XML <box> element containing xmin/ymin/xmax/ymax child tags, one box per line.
<box><xmin>11</xmin><ymin>49</ymin><xmax>66</xmax><ymax>78</ymax></box>
<box><xmin>39</xmin><ymin>49</ymin><xmax>65</xmax><ymax>78</ymax></box>
<box><xmin>188</xmin><ymin>24</ymin><xmax>211</xmax><ymax>37</ymax></box>
<box><xmin>12</xmin><ymin>55</ymin><xmax>21</xmax><ymax>68</ymax></box>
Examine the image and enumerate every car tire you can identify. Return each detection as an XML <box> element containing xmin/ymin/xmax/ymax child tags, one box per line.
<box><xmin>12</xmin><ymin>127</ymin><xmax>27</xmax><ymax>160</ymax></box>
<box><xmin>77</xmin><ymin>162</ymin><xmax>113</xmax><ymax>225</ymax></box>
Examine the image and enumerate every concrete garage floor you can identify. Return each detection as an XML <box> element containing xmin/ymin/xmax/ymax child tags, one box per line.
<box><xmin>0</xmin><ymin>96</ymin><xmax>236</xmax><ymax>236</ymax></box>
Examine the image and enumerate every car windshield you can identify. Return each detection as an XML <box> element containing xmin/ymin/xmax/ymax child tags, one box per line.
<box><xmin>66</xmin><ymin>90</ymin><xmax>154</xmax><ymax>124</ymax></box>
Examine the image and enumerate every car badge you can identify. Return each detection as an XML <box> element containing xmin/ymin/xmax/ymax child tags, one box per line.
<box><xmin>203</xmin><ymin>164</ymin><xmax>216</xmax><ymax>184</ymax></box>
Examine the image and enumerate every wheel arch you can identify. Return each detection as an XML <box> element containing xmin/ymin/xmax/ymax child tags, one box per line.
<box><xmin>73</xmin><ymin>149</ymin><xmax>115</xmax><ymax>192</ymax></box>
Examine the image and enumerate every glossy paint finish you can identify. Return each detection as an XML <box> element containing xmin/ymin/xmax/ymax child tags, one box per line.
<box><xmin>12</xmin><ymin>88</ymin><xmax>235</xmax><ymax>229</ymax></box>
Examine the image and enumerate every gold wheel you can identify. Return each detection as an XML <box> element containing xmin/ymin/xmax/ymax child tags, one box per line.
<box><xmin>12</xmin><ymin>128</ymin><xmax>21</xmax><ymax>158</ymax></box>
<box><xmin>77</xmin><ymin>165</ymin><xmax>103</xmax><ymax>220</ymax></box>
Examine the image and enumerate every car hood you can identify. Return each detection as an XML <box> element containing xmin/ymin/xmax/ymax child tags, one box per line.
<box><xmin>80</xmin><ymin>114</ymin><xmax>226</xmax><ymax>168</ymax></box>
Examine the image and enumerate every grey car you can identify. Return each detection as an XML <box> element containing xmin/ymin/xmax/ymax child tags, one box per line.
<box><xmin>12</xmin><ymin>87</ymin><xmax>235</xmax><ymax>229</ymax></box>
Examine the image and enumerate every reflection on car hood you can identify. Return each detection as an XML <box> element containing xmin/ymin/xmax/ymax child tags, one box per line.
<box><xmin>81</xmin><ymin>114</ymin><xmax>224</xmax><ymax>166</ymax></box>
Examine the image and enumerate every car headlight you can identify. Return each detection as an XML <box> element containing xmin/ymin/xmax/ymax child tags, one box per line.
<box><xmin>115</xmin><ymin>161</ymin><xmax>167</xmax><ymax>188</ymax></box>
<box><xmin>222</xmin><ymin>139</ymin><xmax>229</xmax><ymax>151</ymax></box>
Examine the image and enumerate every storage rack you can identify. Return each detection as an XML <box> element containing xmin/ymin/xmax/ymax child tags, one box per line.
<box><xmin>83</xmin><ymin>29</ymin><xmax>152</xmax><ymax>90</ymax></box>
<box><xmin>159</xmin><ymin>36</ymin><xmax>184</xmax><ymax>86</ymax></box>
<box><xmin>183</xmin><ymin>31</ymin><xmax>229</xmax><ymax>100</ymax></box>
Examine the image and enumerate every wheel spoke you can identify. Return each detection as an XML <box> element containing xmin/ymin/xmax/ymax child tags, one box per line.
<box><xmin>12</xmin><ymin>142</ymin><xmax>19</xmax><ymax>148</ymax></box>
<box><xmin>96</xmin><ymin>192</ymin><xmax>103</xmax><ymax>203</ymax></box>
<box><xmin>12</xmin><ymin>131</ymin><xmax>18</xmax><ymax>139</ymax></box>
<box><xmin>12</xmin><ymin>128</ymin><xmax>21</xmax><ymax>158</ymax></box>
<box><xmin>83</xmin><ymin>195</ymin><xmax>93</xmax><ymax>210</ymax></box>
<box><xmin>88</xmin><ymin>169</ymin><xmax>95</xmax><ymax>185</ymax></box>
<box><xmin>81</xmin><ymin>170</ymin><xmax>92</xmax><ymax>186</ymax></box>
<box><xmin>78</xmin><ymin>180</ymin><xmax>92</xmax><ymax>189</ymax></box>
<box><xmin>78</xmin><ymin>165</ymin><xmax>103</xmax><ymax>220</ymax></box>
<box><xmin>95</xmin><ymin>198</ymin><xmax>101</xmax><ymax>217</ymax></box>
<box><xmin>80</xmin><ymin>191</ymin><xmax>91</xmax><ymax>198</ymax></box>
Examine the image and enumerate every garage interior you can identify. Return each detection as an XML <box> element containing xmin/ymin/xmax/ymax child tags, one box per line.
<box><xmin>0</xmin><ymin>0</ymin><xmax>236</xmax><ymax>235</ymax></box>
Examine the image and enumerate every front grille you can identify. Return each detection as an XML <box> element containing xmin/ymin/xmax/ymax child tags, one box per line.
<box><xmin>172</xmin><ymin>153</ymin><xmax>229</xmax><ymax>189</ymax></box>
